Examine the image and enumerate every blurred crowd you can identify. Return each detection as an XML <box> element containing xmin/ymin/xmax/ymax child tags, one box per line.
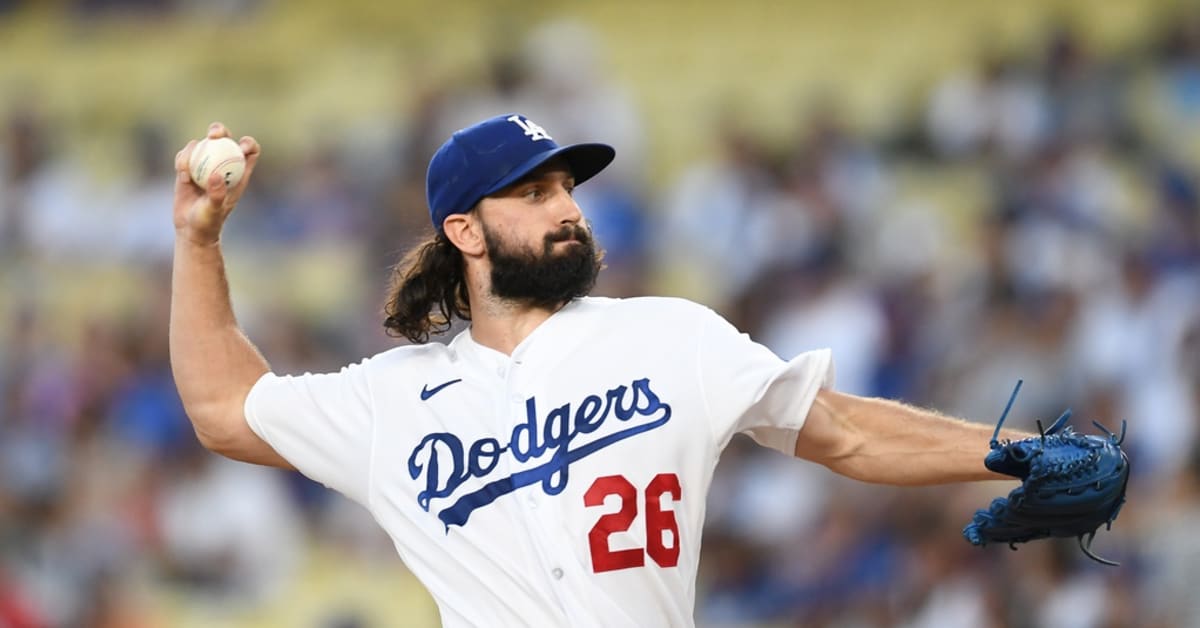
<box><xmin>2</xmin><ymin>4</ymin><xmax>1200</xmax><ymax>628</ymax></box>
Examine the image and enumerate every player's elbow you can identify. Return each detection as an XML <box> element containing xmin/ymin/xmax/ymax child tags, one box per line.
<box><xmin>186</xmin><ymin>403</ymin><xmax>242</xmax><ymax>452</ymax></box>
<box><xmin>811</xmin><ymin>435</ymin><xmax>871</xmax><ymax>480</ymax></box>
<box><xmin>182</xmin><ymin>398</ymin><xmax>242</xmax><ymax>449</ymax></box>
<box><xmin>184</xmin><ymin>402</ymin><xmax>291</xmax><ymax>469</ymax></box>
<box><xmin>811</xmin><ymin>439</ymin><xmax>901</xmax><ymax>485</ymax></box>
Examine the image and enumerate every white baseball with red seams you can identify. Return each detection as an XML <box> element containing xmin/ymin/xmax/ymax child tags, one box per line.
<box><xmin>188</xmin><ymin>136</ymin><xmax>246</xmax><ymax>188</ymax></box>
<box><xmin>243</xmin><ymin>296</ymin><xmax>834</xmax><ymax>627</ymax></box>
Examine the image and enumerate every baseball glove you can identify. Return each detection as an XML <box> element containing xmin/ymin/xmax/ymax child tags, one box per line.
<box><xmin>962</xmin><ymin>380</ymin><xmax>1130</xmax><ymax>566</ymax></box>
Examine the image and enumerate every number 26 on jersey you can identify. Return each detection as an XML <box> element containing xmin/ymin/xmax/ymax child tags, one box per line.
<box><xmin>584</xmin><ymin>473</ymin><xmax>681</xmax><ymax>573</ymax></box>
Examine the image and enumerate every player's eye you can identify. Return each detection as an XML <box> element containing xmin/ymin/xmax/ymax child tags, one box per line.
<box><xmin>524</xmin><ymin>187</ymin><xmax>543</xmax><ymax>201</ymax></box>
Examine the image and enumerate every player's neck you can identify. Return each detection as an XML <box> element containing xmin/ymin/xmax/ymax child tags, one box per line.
<box><xmin>467</xmin><ymin>283</ymin><xmax>564</xmax><ymax>356</ymax></box>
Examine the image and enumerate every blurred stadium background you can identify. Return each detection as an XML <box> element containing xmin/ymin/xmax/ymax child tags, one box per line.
<box><xmin>1</xmin><ymin>0</ymin><xmax>1199</xmax><ymax>626</ymax></box>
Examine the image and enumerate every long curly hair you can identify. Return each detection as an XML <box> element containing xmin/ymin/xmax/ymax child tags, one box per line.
<box><xmin>382</xmin><ymin>231</ymin><xmax>470</xmax><ymax>344</ymax></box>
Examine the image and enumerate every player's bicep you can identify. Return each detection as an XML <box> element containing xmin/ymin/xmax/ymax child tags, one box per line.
<box><xmin>792</xmin><ymin>388</ymin><xmax>864</xmax><ymax>466</ymax></box>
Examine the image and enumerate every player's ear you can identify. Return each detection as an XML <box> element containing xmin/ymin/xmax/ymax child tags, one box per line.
<box><xmin>442</xmin><ymin>212</ymin><xmax>485</xmax><ymax>258</ymax></box>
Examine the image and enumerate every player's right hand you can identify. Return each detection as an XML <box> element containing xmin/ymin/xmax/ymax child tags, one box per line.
<box><xmin>173</xmin><ymin>122</ymin><xmax>260</xmax><ymax>245</ymax></box>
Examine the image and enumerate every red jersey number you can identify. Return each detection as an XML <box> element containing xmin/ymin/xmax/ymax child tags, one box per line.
<box><xmin>584</xmin><ymin>473</ymin><xmax>681</xmax><ymax>573</ymax></box>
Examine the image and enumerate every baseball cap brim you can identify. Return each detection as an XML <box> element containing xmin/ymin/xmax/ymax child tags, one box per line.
<box><xmin>480</xmin><ymin>142</ymin><xmax>615</xmax><ymax>200</ymax></box>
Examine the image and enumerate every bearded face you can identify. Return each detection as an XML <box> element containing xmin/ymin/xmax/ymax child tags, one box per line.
<box><xmin>481</xmin><ymin>219</ymin><xmax>601</xmax><ymax>308</ymax></box>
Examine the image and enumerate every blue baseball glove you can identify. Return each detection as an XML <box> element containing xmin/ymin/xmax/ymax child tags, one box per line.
<box><xmin>962</xmin><ymin>381</ymin><xmax>1130</xmax><ymax>565</ymax></box>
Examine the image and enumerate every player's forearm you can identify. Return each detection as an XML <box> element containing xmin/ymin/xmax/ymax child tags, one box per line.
<box><xmin>170</xmin><ymin>236</ymin><xmax>270</xmax><ymax>450</ymax></box>
<box><xmin>797</xmin><ymin>390</ymin><xmax>1024</xmax><ymax>485</ymax></box>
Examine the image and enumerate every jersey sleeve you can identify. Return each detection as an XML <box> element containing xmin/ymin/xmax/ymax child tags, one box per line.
<box><xmin>243</xmin><ymin>360</ymin><xmax>376</xmax><ymax>505</ymax></box>
<box><xmin>695</xmin><ymin>308</ymin><xmax>835</xmax><ymax>455</ymax></box>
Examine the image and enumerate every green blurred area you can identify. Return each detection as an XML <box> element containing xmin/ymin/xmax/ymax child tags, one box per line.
<box><xmin>0</xmin><ymin>0</ymin><xmax>1179</xmax><ymax>181</ymax></box>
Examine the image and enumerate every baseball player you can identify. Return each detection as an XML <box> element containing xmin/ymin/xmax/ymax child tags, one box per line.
<box><xmin>170</xmin><ymin>114</ymin><xmax>1026</xmax><ymax>626</ymax></box>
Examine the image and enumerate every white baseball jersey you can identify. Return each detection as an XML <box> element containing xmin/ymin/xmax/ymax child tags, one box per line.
<box><xmin>244</xmin><ymin>296</ymin><xmax>834</xmax><ymax>627</ymax></box>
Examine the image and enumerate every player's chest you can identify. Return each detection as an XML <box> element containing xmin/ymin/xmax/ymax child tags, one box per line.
<box><xmin>375</xmin><ymin>360</ymin><xmax>701</xmax><ymax>527</ymax></box>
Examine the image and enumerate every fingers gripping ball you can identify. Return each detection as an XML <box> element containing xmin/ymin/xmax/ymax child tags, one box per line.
<box><xmin>962</xmin><ymin>380</ymin><xmax>1130</xmax><ymax>566</ymax></box>
<box><xmin>189</xmin><ymin>137</ymin><xmax>246</xmax><ymax>188</ymax></box>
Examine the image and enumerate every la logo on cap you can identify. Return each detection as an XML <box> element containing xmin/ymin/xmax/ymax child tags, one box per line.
<box><xmin>507</xmin><ymin>115</ymin><xmax>553</xmax><ymax>142</ymax></box>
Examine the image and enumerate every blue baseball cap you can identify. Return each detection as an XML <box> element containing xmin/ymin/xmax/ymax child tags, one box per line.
<box><xmin>426</xmin><ymin>113</ymin><xmax>616</xmax><ymax>230</ymax></box>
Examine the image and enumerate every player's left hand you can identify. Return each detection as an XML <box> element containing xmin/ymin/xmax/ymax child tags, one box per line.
<box><xmin>961</xmin><ymin>381</ymin><xmax>1130</xmax><ymax>565</ymax></box>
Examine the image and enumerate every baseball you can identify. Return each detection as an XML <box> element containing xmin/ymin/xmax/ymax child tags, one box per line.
<box><xmin>188</xmin><ymin>136</ymin><xmax>246</xmax><ymax>188</ymax></box>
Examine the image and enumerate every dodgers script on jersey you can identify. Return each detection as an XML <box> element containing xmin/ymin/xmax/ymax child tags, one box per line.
<box><xmin>244</xmin><ymin>297</ymin><xmax>834</xmax><ymax>627</ymax></box>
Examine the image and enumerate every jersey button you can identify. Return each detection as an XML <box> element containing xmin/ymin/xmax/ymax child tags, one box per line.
<box><xmin>551</xmin><ymin>568</ymin><xmax>564</xmax><ymax>580</ymax></box>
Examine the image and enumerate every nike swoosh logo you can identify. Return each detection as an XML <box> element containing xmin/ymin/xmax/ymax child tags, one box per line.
<box><xmin>420</xmin><ymin>378</ymin><xmax>463</xmax><ymax>401</ymax></box>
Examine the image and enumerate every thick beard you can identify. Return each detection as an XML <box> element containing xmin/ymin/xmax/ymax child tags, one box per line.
<box><xmin>483</xmin><ymin>221</ymin><xmax>601</xmax><ymax>309</ymax></box>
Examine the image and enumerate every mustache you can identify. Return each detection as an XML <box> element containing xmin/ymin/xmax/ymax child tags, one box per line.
<box><xmin>545</xmin><ymin>224</ymin><xmax>592</xmax><ymax>245</ymax></box>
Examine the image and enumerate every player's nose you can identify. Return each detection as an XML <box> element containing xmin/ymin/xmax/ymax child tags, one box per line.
<box><xmin>552</xmin><ymin>188</ymin><xmax>584</xmax><ymax>225</ymax></box>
